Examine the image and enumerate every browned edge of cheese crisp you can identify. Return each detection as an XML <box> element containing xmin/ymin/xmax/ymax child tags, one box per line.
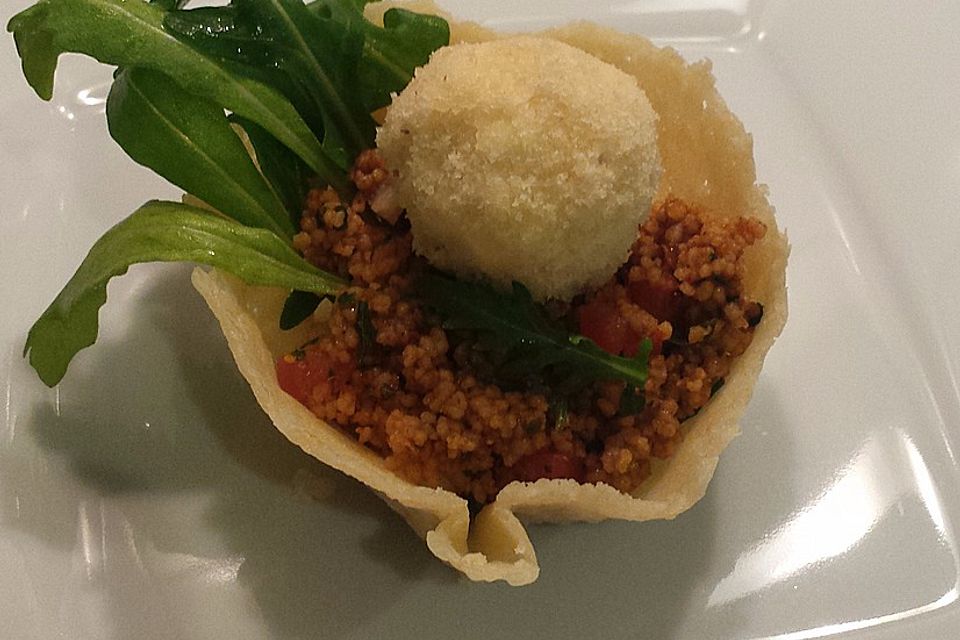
<box><xmin>191</xmin><ymin>0</ymin><xmax>789</xmax><ymax>585</ymax></box>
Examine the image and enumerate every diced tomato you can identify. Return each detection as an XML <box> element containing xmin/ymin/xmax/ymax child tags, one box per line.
<box><xmin>578</xmin><ymin>298</ymin><xmax>641</xmax><ymax>356</ymax></box>
<box><xmin>511</xmin><ymin>450</ymin><xmax>585</xmax><ymax>483</ymax></box>
<box><xmin>649</xmin><ymin>330</ymin><xmax>665</xmax><ymax>357</ymax></box>
<box><xmin>277</xmin><ymin>349</ymin><xmax>355</xmax><ymax>406</ymax></box>
<box><xmin>276</xmin><ymin>354</ymin><xmax>316</xmax><ymax>406</ymax></box>
<box><xmin>627</xmin><ymin>278</ymin><xmax>682</xmax><ymax>324</ymax></box>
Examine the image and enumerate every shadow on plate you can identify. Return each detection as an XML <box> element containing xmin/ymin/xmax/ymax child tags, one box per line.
<box><xmin>0</xmin><ymin>265</ymin><xmax>452</xmax><ymax>639</ymax></box>
<box><xmin>438</xmin><ymin>380</ymin><xmax>794</xmax><ymax>640</ymax></box>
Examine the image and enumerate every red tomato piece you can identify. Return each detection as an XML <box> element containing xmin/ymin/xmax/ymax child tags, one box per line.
<box><xmin>512</xmin><ymin>450</ymin><xmax>585</xmax><ymax>483</ymax></box>
<box><xmin>578</xmin><ymin>298</ymin><xmax>641</xmax><ymax>356</ymax></box>
<box><xmin>627</xmin><ymin>278</ymin><xmax>681</xmax><ymax>324</ymax></box>
<box><xmin>649</xmin><ymin>330</ymin><xmax>665</xmax><ymax>357</ymax></box>
<box><xmin>277</xmin><ymin>349</ymin><xmax>355</xmax><ymax>406</ymax></box>
<box><xmin>276</xmin><ymin>354</ymin><xmax>315</xmax><ymax>406</ymax></box>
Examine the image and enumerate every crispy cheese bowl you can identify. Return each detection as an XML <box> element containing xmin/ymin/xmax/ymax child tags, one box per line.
<box><xmin>191</xmin><ymin>3</ymin><xmax>788</xmax><ymax>586</ymax></box>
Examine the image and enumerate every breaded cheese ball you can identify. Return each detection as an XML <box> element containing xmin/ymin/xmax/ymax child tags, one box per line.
<box><xmin>377</xmin><ymin>36</ymin><xmax>661</xmax><ymax>300</ymax></box>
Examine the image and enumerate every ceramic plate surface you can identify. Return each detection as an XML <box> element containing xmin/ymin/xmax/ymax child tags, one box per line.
<box><xmin>2</xmin><ymin>1</ymin><xmax>960</xmax><ymax>638</ymax></box>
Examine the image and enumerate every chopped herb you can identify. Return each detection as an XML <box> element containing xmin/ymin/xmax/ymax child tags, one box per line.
<box><xmin>291</xmin><ymin>336</ymin><xmax>320</xmax><ymax>361</ymax></box>
<box><xmin>356</xmin><ymin>299</ymin><xmax>377</xmax><ymax>367</ymax></box>
<box><xmin>617</xmin><ymin>384</ymin><xmax>645</xmax><ymax>416</ymax></box>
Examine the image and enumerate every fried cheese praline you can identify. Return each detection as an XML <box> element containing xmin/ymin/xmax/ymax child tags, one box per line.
<box><xmin>377</xmin><ymin>36</ymin><xmax>661</xmax><ymax>301</ymax></box>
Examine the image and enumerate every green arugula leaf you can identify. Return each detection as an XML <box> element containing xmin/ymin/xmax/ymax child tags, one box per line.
<box><xmin>230</xmin><ymin>114</ymin><xmax>310</xmax><ymax>227</ymax></box>
<box><xmin>310</xmin><ymin>2</ymin><xmax>449</xmax><ymax>110</ymax></box>
<box><xmin>107</xmin><ymin>67</ymin><xmax>293</xmax><ymax>237</ymax></box>
<box><xmin>279</xmin><ymin>290</ymin><xmax>325</xmax><ymax>330</ymax></box>
<box><xmin>160</xmin><ymin>6</ymin><xmax>317</xmax><ymax>125</ymax></box>
<box><xmin>25</xmin><ymin>201</ymin><xmax>346</xmax><ymax>386</ymax></box>
<box><xmin>165</xmin><ymin>0</ymin><xmax>375</xmax><ymax>167</ymax></box>
<box><xmin>6</xmin><ymin>0</ymin><xmax>346</xmax><ymax>189</ymax></box>
<box><xmin>416</xmin><ymin>273</ymin><xmax>652</xmax><ymax>388</ymax></box>
<box><xmin>363</xmin><ymin>8</ymin><xmax>448</xmax><ymax>108</ymax></box>
<box><xmin>10</xmin><ymin>0</ymin><xmax>453</xmax><ymax>385</ymax></box>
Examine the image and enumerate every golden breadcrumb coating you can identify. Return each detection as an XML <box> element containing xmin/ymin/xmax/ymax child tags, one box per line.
<box><xmin>377</xmin><ymin>36</ymin><xmax>661</xmax><ymax>300</ymax></box>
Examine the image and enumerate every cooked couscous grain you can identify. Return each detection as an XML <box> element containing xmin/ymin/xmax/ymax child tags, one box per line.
<box><xmin>277</xmin><ymin>152</ymin><xmax>765</xmax><ymax>503</ymax></box>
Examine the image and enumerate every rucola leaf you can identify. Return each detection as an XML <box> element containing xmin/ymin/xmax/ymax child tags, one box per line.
<box><xmin>416</xmin><ymin>273</ymin><xmax>652</xmax><ymax>388</ymax></box>
<box><xmin>8</xmin><ymin>0</ymin><xmax>454</xmax><ymax>384</ymax></box>
<box><xmin>361</xmin><ymin>7</ymin><xmax>448</xmax><ymax>108</ymax></box>
<box><xmin>107</xmin><ymin>67</ymin><xmax>294</xmax><ymax>237</ymax></box>
<box><xmin>279</xmin><ymin>290</ymin><xmax>325</xmax><ymax>330</ymax></box>
<box><xmin>310</xmin><ymin>1</ymin><xmax>450</xmax><ymax>110</ymax></box>
<box><xmin>230</xmin><ymin>115</ymin><xmax>310</xmax><ymax>227</ymax></box>
<box><xmin>165</xmin><ymin>0</ymin><xmax>375</xmax><ymax>166</ymax></box>
<box><xmin>6</xmin><ymin>0</ymin><xmax>346</xmax><ymax>189</ymax></box>
<box><xmin>25</xmin><ymin>201</ymin><xmax>346</xmax><ymax>386</ymax></box>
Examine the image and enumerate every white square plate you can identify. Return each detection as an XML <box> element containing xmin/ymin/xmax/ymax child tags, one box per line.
<box><xmin>2</xmin><ymin>1</ymin><xmax>959</xmax><ymax>638</ymax></box>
